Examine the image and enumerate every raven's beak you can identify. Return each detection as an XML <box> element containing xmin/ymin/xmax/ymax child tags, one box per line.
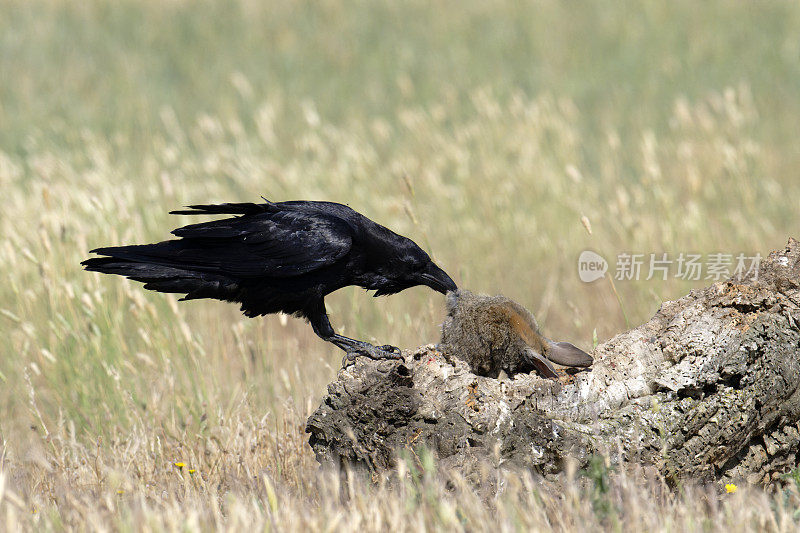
<box><xmin>419</xmin><ymin>263</ymin><xmax>458</xmax><ymax>294</ymax></box>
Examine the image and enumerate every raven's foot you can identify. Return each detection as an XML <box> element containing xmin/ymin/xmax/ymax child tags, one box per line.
<box><xmin>341</xmin><ymin>343</ymin><xmax>404</xmax><ymax>368</ymax></box>
<box><xmin>376</xmin><ymin>344</ymin><xmax>401</xmax><ymax>355</ymax></box>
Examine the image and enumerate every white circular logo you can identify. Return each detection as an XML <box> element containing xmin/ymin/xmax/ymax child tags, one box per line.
<box><xmin>578</xmin><ymin>250</ymin><xmax>608</xmax><ymax>282</ymax></box>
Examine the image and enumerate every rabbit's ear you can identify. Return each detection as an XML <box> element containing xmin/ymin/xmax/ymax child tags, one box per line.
<box><xmin>547</xmin><ymin>341</ymin><xmax>594</xmax><ymax>367</ymax></box>
<box><xmin>521</xmin><ymin>348</ymin><xmax>559</xmax><ymax>379</ymax></box>
<box><xmin>499</xmin><ymin>303</ymin><xmax>548</xmax><ymax>352</ymax></box>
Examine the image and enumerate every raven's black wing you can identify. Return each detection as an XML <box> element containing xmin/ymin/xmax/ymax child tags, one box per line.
<box><xmin>86</xmin><ymin>204</ymin><xmax>353</xmax><ymax>279</ymax></box>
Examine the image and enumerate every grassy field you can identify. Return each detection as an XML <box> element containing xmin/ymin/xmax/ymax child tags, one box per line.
<box><xmin>1</xmin><ymin>0</ymin><xmax>800</xmax><ymax>529</ymax></box>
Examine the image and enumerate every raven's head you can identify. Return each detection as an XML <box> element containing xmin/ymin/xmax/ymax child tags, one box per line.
<box><xmin>368</xmin><ymin>230</ymin><xmax>457</xmax><ymax>297</ymax></box>
<box><xmin>412</xmin><ymin>260</ymin><xmax>458</xmax><ymax>294</ymax></box>
<box><xmin>371</xmin><ymin>250</ymin><xmax>457</xmax><ymax>297</ymax></box>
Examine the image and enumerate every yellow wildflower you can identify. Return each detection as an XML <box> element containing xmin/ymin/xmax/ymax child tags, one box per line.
<box><xmin>174</xmin><ymin>462</ymin><xmax>185</xmax><ymax>469</ymax></box>
<box><xmin>188</xmin><ymin>469</ymin><xmax>196</xmax><ymax>474</ymax></box>
<box><xmin>725</xmin><ymin>483</ymin><xmax>737</xmax><ymax>494</ymax></box>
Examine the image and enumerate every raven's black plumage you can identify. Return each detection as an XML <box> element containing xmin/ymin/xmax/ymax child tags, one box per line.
<box><xmin>82</xmin><ymin>199</ymin><xmax>457</xmax><ymax>359</ymax></box>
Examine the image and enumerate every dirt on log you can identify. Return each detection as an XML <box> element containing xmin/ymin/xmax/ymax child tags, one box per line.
<box><xmin>306</xmin><ymin>239</ymin><xmax>800</xmax><ymax>486</ymax></box>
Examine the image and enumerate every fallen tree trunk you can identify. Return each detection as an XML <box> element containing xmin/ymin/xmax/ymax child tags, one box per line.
<box><xmin>306</xmin><ymin>239</ymin><xmax>800</xmax><ymax>486</ymax></box>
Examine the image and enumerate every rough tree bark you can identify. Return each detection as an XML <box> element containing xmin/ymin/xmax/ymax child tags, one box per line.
<box><xmin>306</xmin><ymin>239</ymin><xmax>800</xmax><ymax>486</ymax></box>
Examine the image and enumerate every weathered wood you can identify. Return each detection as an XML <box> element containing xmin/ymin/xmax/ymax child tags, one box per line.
<box><xmin>306</xmin><ymin>239</ymin><xmax>800</xmax><ymax>485</ymax></box>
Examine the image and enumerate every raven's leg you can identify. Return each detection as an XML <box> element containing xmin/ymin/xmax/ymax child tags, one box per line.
<box><xmin>306</xmin><ymin>300</ymin><xmax>402</xmax><ymax>366</ymax></box>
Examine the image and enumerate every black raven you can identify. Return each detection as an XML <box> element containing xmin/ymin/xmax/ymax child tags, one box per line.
<box><xmin>82</xmin><ymin>199</ymin><xmax>457</xmax><ymax>362</ymax></box>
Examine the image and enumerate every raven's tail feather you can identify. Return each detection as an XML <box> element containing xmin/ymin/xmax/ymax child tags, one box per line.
<box><xmin>169</xmin><ymin>200</ymin><xmax>275</xmax><ymax>216</ymax></box>
<box><xmin>81</xmin><ymin>253</ymin><xmax>239</xmax><ymax>302</ymax></box>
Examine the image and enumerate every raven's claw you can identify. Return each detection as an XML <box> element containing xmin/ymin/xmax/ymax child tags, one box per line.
<box><xmin>341</xmin><ymin>344</ymin><xmax>404</xmax><ymax>367</ymax></box>
<box><xmin>377</xmin><ymin>344</ymin><xmax>402</xmax><ymax>355</ymax></box>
